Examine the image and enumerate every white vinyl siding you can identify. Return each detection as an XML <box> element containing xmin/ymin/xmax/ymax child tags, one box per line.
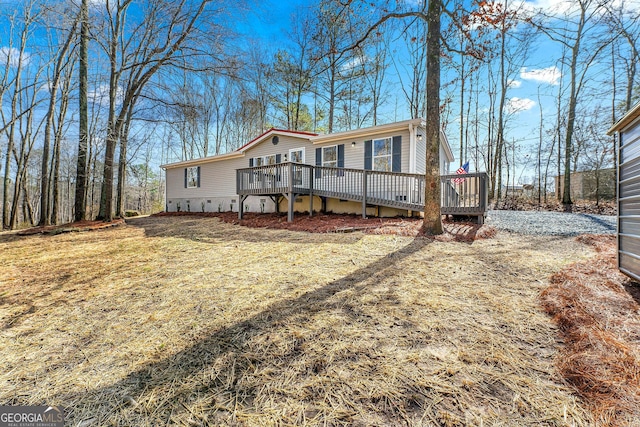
<box><xmin>166</xmin><ymin>134</ymin><xmax>314</xmax><ymax>202</ymax></box>
<box><xmin>312</xmin><ymin>128</ymin><xmax>411</xmax><ymax>172</ymax></box>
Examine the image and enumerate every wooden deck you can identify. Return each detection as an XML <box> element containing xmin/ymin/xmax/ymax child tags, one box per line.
<box><xmin>237</xmin><ymin>163</ymin><xmax>488</xmax><ymax>223</ymax></box>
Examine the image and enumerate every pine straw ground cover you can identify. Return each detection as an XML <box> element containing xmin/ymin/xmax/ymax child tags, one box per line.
<box><xmin>541</xmin><ymin>234</ymin><xmax>640</xmax><ymax>426</ymax></box>
<box><xmin>0</xmin><ymin>216</ymin><xmax>597</xmax><ymax>426</ymax></box>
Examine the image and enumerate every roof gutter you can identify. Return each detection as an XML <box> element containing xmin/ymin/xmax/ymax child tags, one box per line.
<box><xmin>310</xmin><ymin>118</ymin><xmax>423</xmax><ymax>144</ymax></box>
<box><xmin>608</xmin><ymin>102</ymin><xmax>640</xmax><ymax>135</ymax></box>
<box><xmin>160</xmin><ymin>151</ymin><xmax>244</xmax><ymax>169</ymax></box>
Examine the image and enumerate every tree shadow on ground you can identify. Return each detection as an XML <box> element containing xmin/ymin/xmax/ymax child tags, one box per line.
<box><xmin>127</xmin><ymin>215</ymin><xmax>489</xmax><ymax>246</ymax></box>
<box><xmin>623</xmin><ymin>280</ymin><xmax>640</xmax><ymax>306</ymax></box>
<box><xmin>578</xmin><ymin>214</ymin><xmax>616</xmax><ymax>232</ymax></box>
<box><xmin>126</xmin><ymin>215</ymin><xmax>366</xmax><ymax>245</ymax></box>
<box><xmin>0</xmin><ymin>233</ymin><xmax>25</xmax><ymax>244</ymax></box>
<box><xmin>53</xmin><ymin>236</ymin><xmax>433</xmax><ymax>424</ymax></box>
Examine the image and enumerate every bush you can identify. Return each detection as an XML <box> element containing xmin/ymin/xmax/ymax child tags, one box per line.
<box><xmin>125</xmin><ymin>210</ymin><xmax>140</xmax><ymax>217</ymax></box>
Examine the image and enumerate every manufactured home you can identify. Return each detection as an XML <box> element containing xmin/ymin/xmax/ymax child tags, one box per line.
<box><xmin>162</xmin><ymin>118</ymin><xmax>488</xmax><ymax>222</ymax></box>
<box><xmin>608</xmin><ymin>102</ymin><xmax>640</xmax><ymax>281</ymax></box>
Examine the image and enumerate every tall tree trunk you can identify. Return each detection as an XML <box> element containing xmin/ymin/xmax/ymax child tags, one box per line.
<box><xmin>328</xmin><ymin>60</ymin><xmax>336</xmax><ymax>133</ymax></box>
<box><xmin>116</xmin><ymin>103</ymin><xmax>134</xmax><ymax>217</ymax></box>
<box><xmin>423</xmin><ymin>0</ymin><xmax>442</xmax><ymax>235</ymax></box>
<box><xmin>2</xmin><ymin>130</ymin><xmax>13</xmax><ymax>229</ymax></box>
<box><xmin>74</xmin><ymin>0</ymin><xmax>89</xmax><ymax>222</ymax></box>
<box><xmin>39</xmin><ymin>93</ymin><xmax>55</xmax><ymax>226</ymax></box>
<box><xmin>22</xmin><ymin>172</ymin><xmax>35</xmax><ymax>227</ymax></box>
<box><xmin>537</xmin><ymin>89</ymin><xmax>543</xmax><ymax>206</ymax></box>
<box><xmin>116</xmin><ymin>135</ymin><xmax>127</xmax><ymax>217</ymax></box>
<box><xmin>98</xmin><ymin>11</ymin><xmax>122</xmax><ymax>222</ymax></box>
<box><xmin>52</xmin><ymin>71</ymin><xmax>71</xmax><ymax>224</ymax></box>
<box><xmin>493</xmin><ymin>10</ymin><xmax>508</xmax><ymax>202</ymax></box>
<box><xmin>563</xmin><ymin>41</ymin><xmax>580</xmax><ymax>208</ymax></box>
<box><xmin>99</xmin><ymin>125</ymin><xmax>119</xmax><ymax>221</ymax></box>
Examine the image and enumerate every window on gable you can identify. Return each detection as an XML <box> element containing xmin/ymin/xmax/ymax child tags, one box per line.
<box><xmin>373</xmin><ymin>137</ymin><xmax>392</xmax><ymax>172</ymax></box>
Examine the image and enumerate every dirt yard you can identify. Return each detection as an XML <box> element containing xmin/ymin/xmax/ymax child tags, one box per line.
<box><xmin>0</xmin><ymin>215</ymin><xmax>628</xmax><ymax>426</ymax></box>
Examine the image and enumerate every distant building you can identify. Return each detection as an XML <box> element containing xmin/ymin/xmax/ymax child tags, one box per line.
<box><xmin>501</xmin><ymin>184</ymin><xmax>535</xmax><ymax>198</ymax></box>
<box><xmin>554</xmin><ymin>168</ymin><xmax>616</xmax><ymax>201</ymax></box>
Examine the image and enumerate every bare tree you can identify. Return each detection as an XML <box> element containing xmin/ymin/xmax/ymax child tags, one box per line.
<box><xmin>94</xmin><ymin>0</ymin><xmax>223</xmax><ymax>221</ymax></box>
<box><xmin>347</xmin><ymin>0</ymin><xmax>445</xmax><ymax>233</ymax></box>
<box><xmin>39</xmin><ymin>3</ymin><xmax>79</xmax><ymax>226</ymax></box>
<box><xmin>74</xmin><ymin>0</ymin><xmax>89</xmax><ymax>222</ymax></box>
<box><xmin>533</xmin><ymin>0</ymin><xmax>612</xmax><ymax>208</ymax></box>
<box><xmin>1</xmin><ymin>0</ymin><xmax>48</xmax><ymax>229</ymax></box>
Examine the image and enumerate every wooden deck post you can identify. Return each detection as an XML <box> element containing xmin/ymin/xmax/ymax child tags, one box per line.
<box><xmin>238</xmin><ymin>195</ymin><xmax>247</xmax><ymax>220</ymax></box>
<box><xmin>362</xmin><ymin>170</ymin><xmax>367</xmax><ymax>219</ymax></box>
<box><xmin>287</xmin><ymin>193</ymin><xmax>295</xmax><ymax>222</ymax></box>
<box><xmin>309</xmin><ymin>166</ymin><xmax>314</xmax><ymax>217</ymax></box>
<box><xmin>287</xmin><ymin>162</ymin><xmax>294</xmax><ymax>222</ymax></box>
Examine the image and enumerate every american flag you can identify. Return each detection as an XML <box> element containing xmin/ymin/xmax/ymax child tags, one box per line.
<box><xmin>453</xmin><ymin>161</ymin><xmax>469</xmax><ymax>184</ymax></box>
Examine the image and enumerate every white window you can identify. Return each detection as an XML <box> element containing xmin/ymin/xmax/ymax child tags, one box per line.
<box><xmin>373</xmin><ymin>137</ymin><xmax>392</xmax><ymax>172</ymax></box>
<box><xmin>322</xmin><ymin>146</ymin><xmax>337</xmax><ymax>168</ymax></box>
<box><xmin>289</xmin><ymin>148</ymin><xmax>305</xmax><ymax>163</ymax></box>
<box><xmin>265</xmin><ymin>154</ymin><xmax>277</xmax><ymax>165</ymax></box>
<box><xmin>254</xmin><ymin>157</ymin><xmax>264</xmax><ymax>167</ymax></box>
<box><xmin>186</xmin><ymin>166</ymin><xmax>199</xmax><ymax>188</ymax></box>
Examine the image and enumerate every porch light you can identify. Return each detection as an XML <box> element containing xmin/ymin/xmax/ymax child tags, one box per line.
<box><xmin>351</xmin><ymin>141</ymin><xmax>356</xmax><ymax>147</ymax></box>
<box><xmin>284</xmin><ymin>154</ymin><xmax>288</xmax><ymax>161</ymax></box>
<box><xmin>417</xmin><ymin>133</ymin><xmax>423</xmax><ymax>141</ymax></box>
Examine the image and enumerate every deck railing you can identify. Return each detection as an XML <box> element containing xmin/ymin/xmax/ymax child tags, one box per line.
<box><xmin>440</xmin><ymin>172</ymin><xmax>489</xmax><ymax>217</ymax></box>
<box><xmin>237</xmin><ymin>163</ymin><xmax>488</xmax><ymax>221</ymax></box>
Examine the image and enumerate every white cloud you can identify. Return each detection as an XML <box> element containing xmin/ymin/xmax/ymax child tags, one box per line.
<box><xmin>507</xmin><ymin>97</ymin><xmax>536</xmax><ymax>113</ymax></box>
<box><xmin>340</xmin><ymin>55</ymin><xmax>366</xmax><ymax>73</ymax></box>
<box><xmin>520</xmin><ymin>66</ymin><xmax>561</xmax><ymax>85</ymax></box>
<box><xmin>520</xmin><ymin>0</ymin><xmax>640</xmax><ymax>17</ymax></box>
<box><xmin>88</xmin><ymin>83</ymin><xmax>124</xmax><ymax>108</ymax></box>
<box><xmin>521</xmin><ymin>0</ymin><xmax>575</xmax><ymax>15</ymax></box>
<box><xmin>508</xmin><ymin>79</ymin><xmax>522</xmax><ymax>88</ymax></box>
<box><xmin>0</xmin><ymin>47</ymin><xmax>30</xmax><ymax>68</ymax></box>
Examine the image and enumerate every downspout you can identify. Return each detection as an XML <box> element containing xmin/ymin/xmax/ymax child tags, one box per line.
<box><xmin>408</xmin><ymin>123</ymin><xmax>417</xmax><ymax>216</ymax></box>
<box><xmin>162</xmin><ymin>166</ymin><xmax>167</xmax><ymax>212</ymax></box>
<box><xmin>409</xmin><ymin>123</ymin><xmax>416</xmax><ymax>173</ymax></box>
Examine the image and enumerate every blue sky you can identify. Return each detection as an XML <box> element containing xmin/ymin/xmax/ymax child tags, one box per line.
<box><xmin>1</xmin><ymin>0</ymin><xmax>637</xmax><ymax>181</ymax></box>
<box><xmin>232</xmin><ymin>0</ymin><xmax>607</xmax><ymax>177</ymax></box>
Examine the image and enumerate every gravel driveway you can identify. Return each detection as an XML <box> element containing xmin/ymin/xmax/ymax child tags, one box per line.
<box><xmin>485</xmin><ymin>210</ymin><xmax>616</xmax><ymax>236</ymax></box>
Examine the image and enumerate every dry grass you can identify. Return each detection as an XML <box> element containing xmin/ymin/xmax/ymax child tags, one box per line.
<box><xmin>541</xmin><ymin>235</ymin><xmax>640</xmax><ymax>426</ymax></box>
<box><xmin>0</xmin><ymin>216</ymin><xmax>596</xmax><ymax>426</ymax></box>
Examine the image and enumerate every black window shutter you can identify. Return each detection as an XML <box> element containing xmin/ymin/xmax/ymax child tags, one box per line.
<box><xmin>248</xmin><ymin>158</ymin><xmax>254</xmax><ymax>184</ymax></box>
<box><xmin>315</xmin><ymin>147</ymin><xmax>322</xmax><ymax>178</ymax></box>
<box><xmin>364</xmin><ymin>140</ymin><xmax>372</xmax><ymax>170</ymax></box>
<box><xmin>276</xmin><ymin>154</ymin><xmax>281</xmax><ymax>163</ymax></box>
<box><xmin>249</xmin><ymin>158</ymin><xmax>254</xmax><ymax>167</ymax></box>
<box><xmin>337</xmin><ymin>144</ymin><xmax>344</xmax><ymax>167</ymax></box>
<box><xmin>197</xmin><ymin>166</ymin><xmax>201</xmax><ymax>187</ymax></box>
<box><xmin>392</xmin><ymin>136</ymin><xmax>402</xmax><ymax>172</ymax></box>
<box><xmin>184</xmin><ymin>168</ymin><xmax>187</xmax><ymax>188</ymax></box>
